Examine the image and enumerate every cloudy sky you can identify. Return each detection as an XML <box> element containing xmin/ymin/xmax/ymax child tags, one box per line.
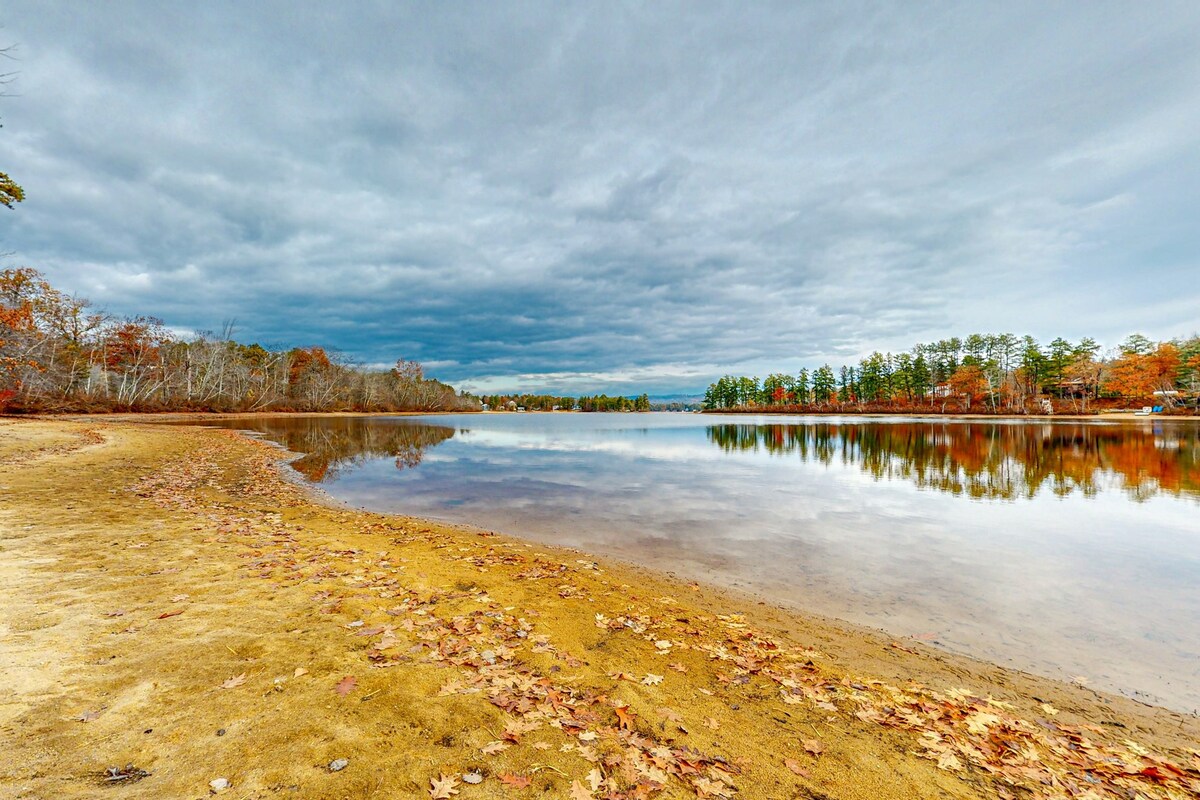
<box><xmin>3</xmin><ymin>3</ymin><xmax>1198</xmax><ymax>394</ymax></box>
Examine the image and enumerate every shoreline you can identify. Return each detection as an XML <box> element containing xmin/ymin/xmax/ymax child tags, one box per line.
<box><xmin>2</xmin><ymin>418</ymin><xmax>1198</xmax><ymax>799</ymax></box>
<box><xmin>30</xmin><ymin>407</ymin><xmax>1199</xmax><ymax>423</ymax></box>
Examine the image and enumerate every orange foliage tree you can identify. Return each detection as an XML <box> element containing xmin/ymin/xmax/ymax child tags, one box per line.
<box><xmin>947</xmin><ymin>364</ymin><xmax>988</xmax><ymax>409</ymax></box>
<box><xmin>1102</xmin><ymin>343</ymin><xmax>1181</xmax><ymax>402</ymax></box>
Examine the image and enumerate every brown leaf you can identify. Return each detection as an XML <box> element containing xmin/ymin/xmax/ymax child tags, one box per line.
<box><xmin>155</xmin><ymin>608</ymin><xmax>184</xmax><ymax>619</ymax></box>
<box><xmin>220</xmin><ymin>673</ymin><xmax>247</xmax><ymax>689</ymax></box>
<box><xmin>334</xmin><ymin>675</ymin><xmax>357</xmax><ymax>696</ymax></box>
<box><xmin>704</xmin><ymin>716</ymin><xmax>720</xmax><ymax>730</ymax></box>
<box><xmin>936</xmin><ymin>752</ymin><xmax>963</xmax><ymax>772</ymax></box>
<box><xmin>293</xmin><ymin>667</ymin><xmax>308</xmax><ymax>678</ymax></box>
<box><xmin>429</xmin><ymin>773</ymin><xmax>460</xmax><ymax>798</ymax></box>
<box><xmin>481</xmin><ymin>740</ymin><xmax>509</xmax><ymax>756</ymax></box>
<box><xmin>784</xmin><ymin>758</ymin><xmax>809</xmax><ymax>777</ymax></box>
<box><xmin>614</xmin><ymin>705</ymin><xmax>636</xmax><ymax>730</ymax></box>
<box><xmin>658</xmin><ymin>707</ymin><xmax>683</xmax><ymax>723</ymax></box>
<box><xmin>569</xmin><ymin>779</ymin><xmax>593</xmax><ymax>800</ymax></box>
<box><xmin>802</xmin><ymin>739</ymin><xmax>824</xmax><ymax>756</ymax></box>
<box><xmin>498</xmin><ymin>772</ymin><xmax>532</xmax><ymax>789</ymax></box>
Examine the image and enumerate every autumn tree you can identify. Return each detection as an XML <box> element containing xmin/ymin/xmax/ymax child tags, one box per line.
<box><xmin>1103</xmin><ymin>343</ymin><xmax>1180</xmax><ymax>403</ymax></box>
<box><xmin>947</xmin><ymin>364</ymin><xmax>988</xmax><ymax>409</ymax></box>
<box><xmin>0</xmin><ymin>171</ymin><xmax>22</xmax><ymax>209</ymax></box>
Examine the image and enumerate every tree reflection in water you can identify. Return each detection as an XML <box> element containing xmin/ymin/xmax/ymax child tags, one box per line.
<box><xmin>706</xmin><ymin>422</ymin><xmax>1200</xmax><ymax>502</ymax></box>
<box><xmin>206</xmin><ymin>417</ymin><xmax>456</xmax><ymax>482</ymax></box>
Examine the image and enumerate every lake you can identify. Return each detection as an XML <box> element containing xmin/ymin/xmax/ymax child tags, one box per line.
<box><xmin>193</xmin><ymin>412</ymin><xmax>1200</xmax><ymax>713</ymax></box>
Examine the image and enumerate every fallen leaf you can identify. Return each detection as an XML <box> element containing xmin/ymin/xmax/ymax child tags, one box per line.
<box><xmin>668</xmin><ymin>662</ymin><xmax>688</xmax><ymax>673</ymax></box>
<box><xmin>659</xmin><ymin>707</ymin><xmax>683</xmax><ymax>723</ymax></box>
<box><xmin>78</xmin><ymin>709</ymin><xmax>101</xmax><ymax>722</ymax></box>
<box><xmin>171</xmin><ymin>594</ymin><xmax>189</xmax><ymax>602</ymax></box>
<box><xmin>156</xmin><ymin>608</ymin><xmax>184</xmax><ymax>619</ymax></box>
<box><xmin>586</xmin><ymin>768</ymin><xmax>602</xmax><ymax>791</ymax></box>
<box><xmin>293</xmin><ymin>667</ymin><xmax>308</xmax><ymax>678</ymax></box>
<box><xmin>498</xmin><ymin>772</ymin><xmax>532</xmax><ymax>789</ymax></box>
<box><xmin>641</xmin><ymin>673</ymin><xmax>663</xmax><ymax>686</ymax></box>
<box><xmin>614</xmin><ymin>705</ymin><xmax>636</xmax><ymax>730</ymax></box>
<box><xmin>481</xmin><ymin>740</ymin><xmax>509</xmax><ymax>755</ymax></box>
<box><xmin>654</xmin><ymin>640</ymin><xmax>672</xmax><ymax>650</ymax></box>
<box><xmin>704</xmin><ymin>716</ymin><xmax>720</xmax><ymax>730</ymax></box>
<box><xmin>429</xmin><ymin>773</ymin><xmax>460</xmax><ymax>798</ymax></box>
<box><xmin>784</xmin><ymin>758</ymin><xmax>809</xmax><ymax>777</ymax></box>
<box><xmin>334</xmin><ymin>675</ymin><xmax>357</xmax><ymax>696</ymax></box>
<box><xmin>937</xmin><ymin>752</ymin><xmax>963</xmax><ymax>772</ymax></box>
<box><xmin>802</xmin><ymin>739</ymin><xmax>824</xmax><ymax>757</ymax></box>
<box><xmin>220</xmin><ymin>673</ymin><xmax>247</xmax><ymax>689</ymax></box>
<box><xmin>570</xmin><ymin>779</ymin><xmax>593</xmax><ymax>799</ymax></box>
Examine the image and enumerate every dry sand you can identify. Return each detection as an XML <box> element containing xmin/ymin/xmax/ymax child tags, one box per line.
<box><xmin>1</xmin><ymin>417</ymin><xmax>1197</xmax><ymax>799</ymax></box>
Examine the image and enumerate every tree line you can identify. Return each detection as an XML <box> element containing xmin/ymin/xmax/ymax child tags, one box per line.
<box><xmin>0</xmin><ymin>268</ymin><xmax>479</xmax><ymax>413</ymax></box>
<box><xmin>703</xmin><ymin>333</ymin><xmax>1200</xmax><ymax>413</ymax></box>
<box><xmin>478</xmin><ymin>393</ymin><xmax>652</xmax><ymax>412</ymax></box>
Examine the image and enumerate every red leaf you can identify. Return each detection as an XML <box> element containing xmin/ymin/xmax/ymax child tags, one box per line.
<box><xmin>156</xmin><ymin>609</ymin><xmax>184</xmax><ymax>619</ymax></box>
<box><xmin>498</xmin><ymin>773</ymin><xmax>532</xmax><ymax>789</ymax></box>
<box><xmin>334</xmin><ymin>675</ymin><xmax>357</xmax><ymax>696</ymax></box>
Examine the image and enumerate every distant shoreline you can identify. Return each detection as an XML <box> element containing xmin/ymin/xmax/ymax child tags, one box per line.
<box><xmin>702</xmin><ymin>408</ymin><xmax>1198</xmax><ymax>422</ymax></box>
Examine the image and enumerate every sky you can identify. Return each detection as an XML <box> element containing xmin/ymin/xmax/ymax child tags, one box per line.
<box><xmin>2</xmin><ymin>2</ymin><xmax>1199</xmax><ymax>395</ymax></box>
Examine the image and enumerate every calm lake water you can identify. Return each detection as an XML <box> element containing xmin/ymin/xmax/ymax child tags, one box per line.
<box><xmin>196</xmin><ymin>413</ymin><xmax>1200</xmax><ymax>712</ymax></box>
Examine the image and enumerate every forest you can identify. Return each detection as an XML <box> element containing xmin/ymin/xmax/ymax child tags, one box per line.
<box><xmin>0</xmin><ymin>268</ymin><xmax>479</xmax><ymax>413</ymax></box>
<box><xmin>703</xmin><ymin>333</ymin><xmax>1200</xmax><ymax>413</ymax></box>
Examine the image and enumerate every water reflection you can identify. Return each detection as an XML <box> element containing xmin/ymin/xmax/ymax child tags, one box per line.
<box><xmin>707</xmin><ymin>422</ymin><xmax>1200</xmax><ymax>502</ymax></box>
<box><xmin>221</xmin><ymin>416</ymin><xmax>456</xmax><ymax>481</ymax></box>
<box><xmin>221</xmin><ymin>415</ymin><xmax>1200</xmax><ymax>504</ymax></box>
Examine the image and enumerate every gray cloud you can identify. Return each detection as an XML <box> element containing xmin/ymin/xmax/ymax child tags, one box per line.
<box><xmin>4</xmin><ymin>2</ymin><xmax>1199</xmax><ymax>393</ymax></box>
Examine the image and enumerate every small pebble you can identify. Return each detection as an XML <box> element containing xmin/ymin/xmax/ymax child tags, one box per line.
<box><xmin>209</xmin><ymin>777</ymin><xmax>230</xmax><ymax>793</ymax></box>
<box><xmin>462</xmin><ymin>772</ymin><xmax>483</xmax><ymax>784</ymax></box>
<box><xmin>216</xmin><ymin>728</ymin><xmax>226</xmax><ymax>736</ymax></box>
<box><xmin>328</xmin><ymin>758</ymin><xmax>349</xmax><ymax>772</ymax></box>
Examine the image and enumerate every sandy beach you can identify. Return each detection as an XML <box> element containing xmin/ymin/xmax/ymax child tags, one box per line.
<box><xmin>1</xmin><ymin>417</ymin><xmax>1197</xmax><ymax>799</ymax></box>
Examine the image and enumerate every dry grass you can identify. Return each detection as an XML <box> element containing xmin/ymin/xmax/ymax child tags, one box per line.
<box><xmin>1</xmin><ymin>418</ymin><xmax>1196</xmax><ymax>800</ymax></box>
